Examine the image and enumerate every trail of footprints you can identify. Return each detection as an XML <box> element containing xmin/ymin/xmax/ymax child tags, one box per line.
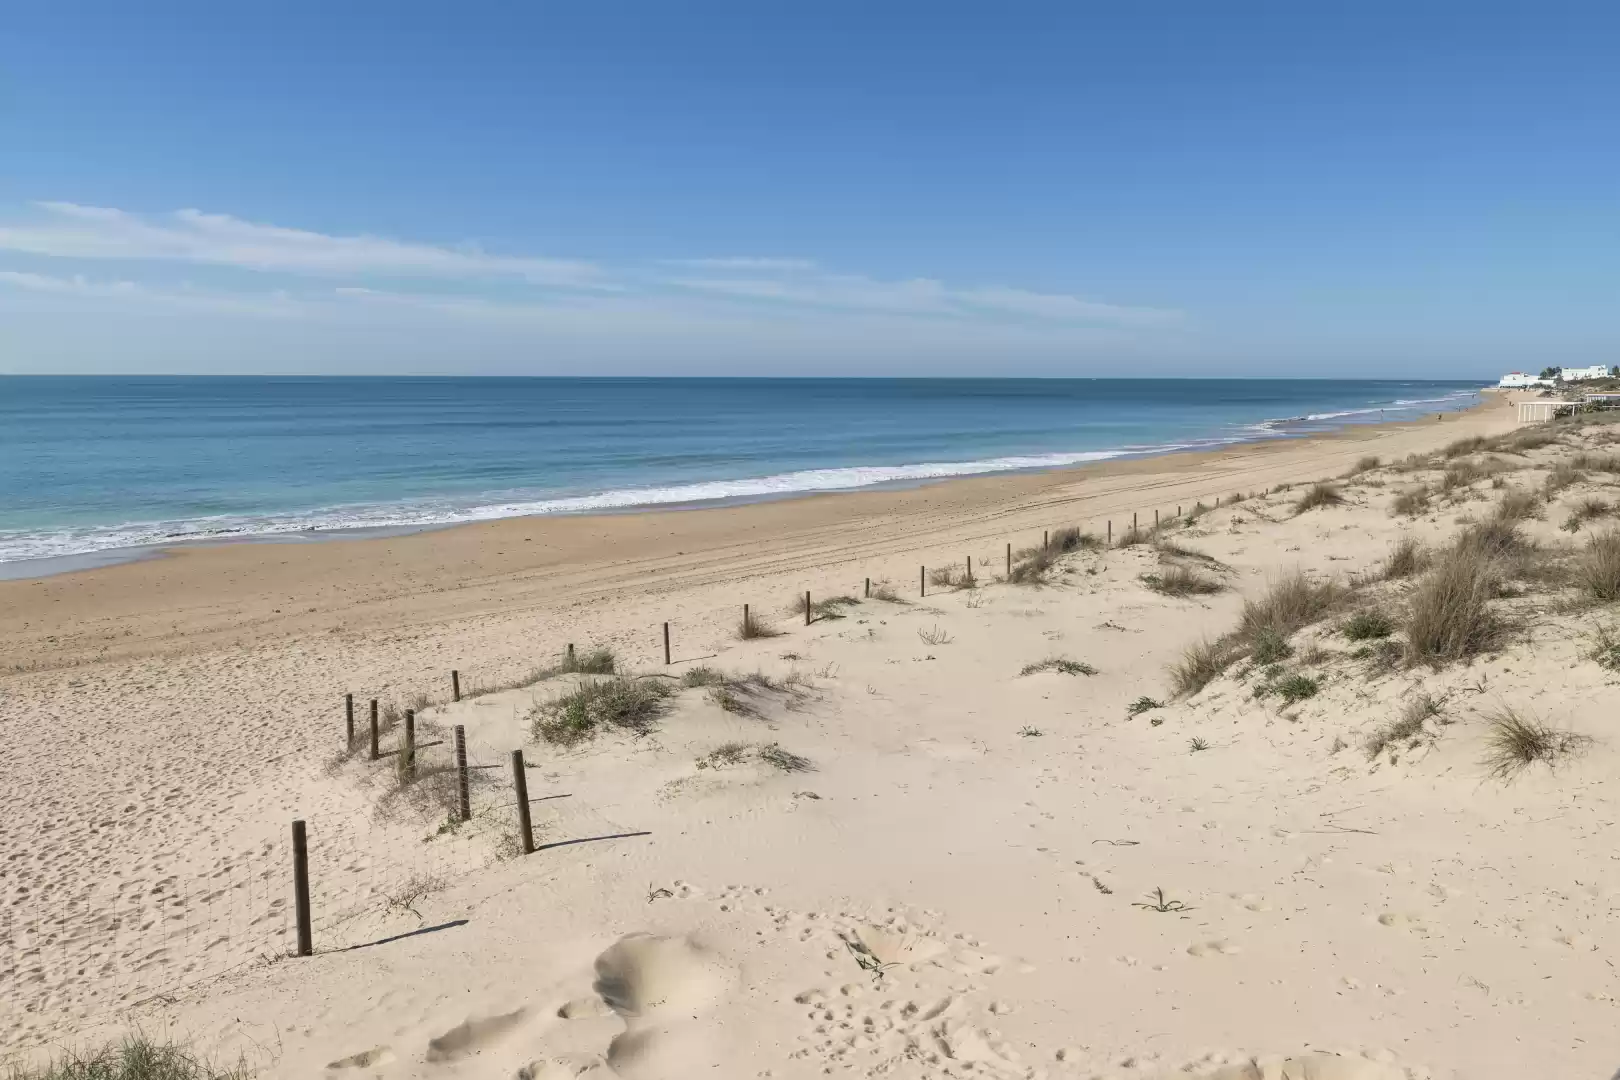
<box><xmin>321</xmin><ymin>879</ymin><xmax>1430</xmax><ymax>1080</ymax></box>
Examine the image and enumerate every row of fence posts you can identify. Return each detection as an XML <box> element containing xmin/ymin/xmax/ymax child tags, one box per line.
<box><xmin>312</xmin><ymin>496</ymin><xmax>1237</xmax><ymax>954</ymax></box>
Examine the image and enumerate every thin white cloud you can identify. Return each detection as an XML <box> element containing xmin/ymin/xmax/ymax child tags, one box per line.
<box><xmin>0</xmin><ymin>268</ymin><xmax>301</xmax><ymax>316</ymax></box>
<box><xmin>659</xmin><ymin>256</ymin><xmax>818</xmax><ymax>271</ymax></box>
<box><xmin>0</xmin><ymin>202</ymin><xmax>601</xmax><ymax>286</ymax></box>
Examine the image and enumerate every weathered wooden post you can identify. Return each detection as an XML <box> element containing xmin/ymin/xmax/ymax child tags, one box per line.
<box><xmin>920</xmin><ymin>566</ymin><xmax>926</xmax><ymax>597</ymax></box>
<box><xmin>291</xmin><ymin>820</ymin><xmax>312</xmax><ymax>957</ymax></box>
<box><xmin>1107</xmin><ymin>520</ymin><xmax>1112</xmax><ymax>545</ymax></box>
<box><xmin>368</xmin><ymin>699</ymin><xmax>379</xmax><ymax>761</ymax></box>
<box><xmin>403</xmin><ymin>709</ymin><xmax>417</xmax><ymax>782</ymax></box>
<box><xmin>864</xmin><ymin>577</ymin><xmax>871</xmax><ymax>599</ymax></box>
<box><xmin>451</xmin><ymin>670</ymin><xmax>461</xmax><ymax>702</ymax></box>
<box><xmin>1155</xmin><ymin>509</ymin><xmax>1160</xmax><ymax>530</ymax></box>
<box><xmin>966</xmin><ymin>555</ymin><xmax>972</xmax><ymax>583</ymax></box>
<box><xmin>804</xmin><ymin>590</ymin><xmax>812</xmax><ymax>626</ymax></box>
<box><xmin>454</xmin><ymin>725</ymin><xmax>470</xmax><ymax>823</ymax></box>
<box><xmin>1006</xmin><ymin>543</ymin><xmax>1011</xmax><ymax>577</ymax></box>
<box><xmin>1043</xmin><ymin>529</ymin><xmax>1049</xmax><ymax>549</ymax></box>
<box><xmin>344</xmin><ymin>693</ymin><xmax>354</xmax><ymax>746</ymax></box>
<box><xmin>567</xmin><ymin>643</ymin><xmax>575</xmax><ymax>667</ymax></box>
<box><xmin>511</xmin><ymin>750</ymin><xmax>534</xmax><ymax>855</ymax></box>
<box><xmin>663</xmin><ymin>622</ymin><xmax>671</xmax><ymax>665</ymax></box>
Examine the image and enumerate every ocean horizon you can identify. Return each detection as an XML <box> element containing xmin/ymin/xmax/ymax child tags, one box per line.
<box><xmin>0</xmin><ymin>375</ymin><xmax>1484</xmax><ymax>569</ymax></box>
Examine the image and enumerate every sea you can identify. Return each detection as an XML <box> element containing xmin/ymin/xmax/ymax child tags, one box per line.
<box><xmin>0</xmin><ymin>376</ymin><xmax>1484</xmax><ymax>572</ymax></box>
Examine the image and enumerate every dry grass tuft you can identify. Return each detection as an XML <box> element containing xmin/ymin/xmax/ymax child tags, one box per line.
<box><xmin>1143</xmin><ymin>564</ymin><xmax>1224</xmax><ymax>597</ymax></box>
<box><xmin>1544</xmin><ymin>462</ymin><xmax>1585</xmax><ymax>495</ymax></box>
<box><xmin>8</xmin><ymin>1037</ymin><xmax>249</xmax><ymax>1080</ymax></box>
<box><xmin>1492</xmin><ymin>488</ymin><xmax>1543</xmax><ymax>522</ymax></box>
<box><xmin>1561</xmin><ymin>497</ymin><xmax>1613</xmax><ymax>533</ymax></box>
<box><xmin>1444</xmin><ymin>435</ymin><xmax>1489</xmax><ymax>458</ymax></box>
<box><xmin>1238</xmin><ymin>570</ymin><xmax>1345</xmax><ymax>645</ymax></box>
<box><xmin>1019</xmin><ymin>657</ymin><xmax>1098</xmax><ymax>677</ymax></box>
<box><xmin>868</xmin><ymin>579</ymin><xmax>903</xmax><ymax>602</ymax></box>
<box><xmin>1571</xmin><ymin>452</ymin><xmax>1620</xmax><ymax>474</ymax></box>
<box><xmin>1351</xmin><ymin>455</ymin><xmax>1381</xmax><ymax>475</ymax></box>
<box><xmin>738</xmin><ymin>608</ymin><xmax>781</xmax><ymax>639</ymax></box>
<box><xmin>1008</xmin><ymin>546</ymin><xmax>1057</xmax><ymax>585</ymax></box>
<box><xmin>1382</xmin><ymin>536</ymin><xmax>1430</xmax><ymax>580</ymax></box>
<box><xmin>1169</xmin><ymin>637</ymin><xmax>1237</xmax><ymax>697</ymax></box>
<box><xmin>1575</xmin><ymin>528</ymin><xmax>1620</xmax><ymax>602</ymax></box>
<box><xmin>1342</xmin><ymin>608</ymin><xmax>1396</xmax><ymax>641</ymax></box>
<box><xmin>1047</xmin><ymin>526</ymin><xmax>1100</xmax><ymax>553</ymax></box>
<box><xmin>1404</xmin><ymin>539</ymin><xmax>1502</xmax><ymax>666</ymax></box>
<box><xmin>1294</xmin><ymin>482</ymin><xmax>1346</xmax><ymax>514</ymax></box>
<box><xmin>696</xmin><ymin>741</ymin><xmax>814</xmax><ymax>773</ymax></box>
<box><xmin>533</xmin><ymin>677</ymin><xmax>674</xmax><ymax>746</ymax></box>
<box><xmin>1365</xmin><ymin>694</ymin><xmax>1443</xmax><ymax>758</ymax></box>
<box><xmin>1113</xmin><ymin>525</ymin><xmax>1150</xmax><ymax>548</ymax></box>
<box><xmin>1391</xmin><ymin>487</ymin><xmax>1431</xmax><ymax>517</ymax></box>
<box><xmin>1481</xmin><ymin>707</ymin><xmax>1591</xmax><ymax>780</ymax></box>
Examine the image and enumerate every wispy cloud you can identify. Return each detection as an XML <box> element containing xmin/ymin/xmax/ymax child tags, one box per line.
<box><xmin>0</xmin><ymin>202</ymin><xmax>602</xmax><ymax>286</ymax></box>
<box><xmin>0</xmin><ymin>268</ymin><xmax>302</xmax><ymax>316</ymax></box>
<box><xmin>659</xmin><ymin>256</ymin><xmax>818</xmax><ymax>271</ymax></box>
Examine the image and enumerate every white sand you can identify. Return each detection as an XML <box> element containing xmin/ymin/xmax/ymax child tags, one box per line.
<box><xmin>5</xmin><ymin>395</ymin><xmax>1619</xmax><ymax>1079</ymax></box>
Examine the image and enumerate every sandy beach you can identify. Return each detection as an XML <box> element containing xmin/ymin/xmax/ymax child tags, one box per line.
<box><xmin>6</xmin><ymin>391</ymin><xmax>1620</xmax><ymax>1080</ymax></box>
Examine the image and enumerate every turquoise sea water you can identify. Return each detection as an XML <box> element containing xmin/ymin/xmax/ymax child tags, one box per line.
<box><xmin>0</xmin><ymin>376</ymin><xmax>1483</xmax><ymax>567</ymax></box>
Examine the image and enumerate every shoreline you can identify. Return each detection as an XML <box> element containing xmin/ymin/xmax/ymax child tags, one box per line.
<box><xmin>0</xmin><ymin>390</ymin><xmax>1483</xmax><ymax>581</ymax></box>
<box><xmin>0</xmin><ymin>392</ymin><xmax>1519</xmax><ymax>670</ymax></box>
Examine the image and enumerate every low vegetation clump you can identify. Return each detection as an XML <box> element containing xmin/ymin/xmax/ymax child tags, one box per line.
<box><xmin>694</xmin><ymin>670</ymin><xmax>809</xmax><ymax>716</ymax></box>
<box><xmin>1113</xmin><ymin>525</ymin><xmax>1149</xmax><ymax>548</ymax></box>
<box><xmin>1239</xmin><ymin>570</ymin><xmax>1345</xmax><ymax>646</ymax></box>
<box><xmin>1342</xmin><ymin>609</ymin><xmax>1396</xmax><ymax>640</ymax></box>
<box><xmin>868</xmin><ymin>579</ymin><xmax>903</xmax><ymax>602</ymax></box>
<box><xmin>1169</xmin><ymin>637</ymin><xmax>1237</xmax><ymax>697</ymax></box>
<box><xmin>1019</xmin><ymin>657</ymin><xmax>1097</xmax><ymax>677</ymax></box>
<box><xmin>1404</xmin><ymin>540</ymin><xmax>1501</xmax><ymax>666</ymax></box>
<box><xmin>1571</xmin><ymin>452</ymin><xmax>1620</xmax><ymax>474</ymax></box>
<box><xmin>1294</xmin><ymin>482</ymin><xmax>1345</xmax><ymax>514</ymax></box>
<box><xmin>1007</xmin><ymin>547</ymin><xmax>1057</xmax><ymax>585</ymax></box>
<box><xmin>9</xmin><ymin>1037</ymin><xmax>250</xmax><ymax>1080</ymax></box>
<box><xmin>1481</xmin><ymin>707</ymin><xmax>1591</xmax><ymax>780</ymax></box>
<box><xmin>1576</xmin><ymin>528</ymin><xmax>1620</xmax><ymax>602</ymax></box>
<box><xmin>696</xmin><ymin>741</ymin><xmax>814</xmax><ymax>773</ymax></box>
<box><xmin>1256</xmin><ymin>671</ymin><xmax>1319</xmax><ymax>705</ymax></box>
<box><xmin>1393</xmin><ymin>452</ymin><xmax>1432</xmax><ymax>473</ymax></box>
<box><xmin>927</xmin><ymin>565</ymin><xmax>965</xmax><ymax>588</ymax></box>
<box><xmin>1562</xmin><ymin>497</ymin><xmax>1613</xmax><ymax>533</ymax></box>
<box><xmin>1248</xmin><ymin>625</ymin><xmax>1293</xmax><ymax>664</ymax></box>
<box><xmin>1382</xmin><ymin>536</ymin><xmax>1429</xmax><ymax>580</ymax></box>
<box><xmin>1492</xmin><ymin>488</ymin><xmax>1543</xmax><ymax>522</ymax></box>
<box><xmin>1142</xmin><ymin>564</ymin><xmax>1224</xmax><ymax>597</ymax></box>
<box><xmin>533</xmin><ymin>676</ymin><xmax>673</xmax><ymax>746</ymax></box>
<box><xmin>738</xmin><ymin>607</ymin><xmax>781</xmax><ymax>639</ymax></box>
<box><xmin>1544</xmin><ymin>463</ymin><xmax>1585</xmax><ymax>495</ymax></box>
<box><xmin>1351</xmin><ymin>455</ymin><xmax>1381</xmax><ymax>475</ymax></box>
<box><xmin>796</xmin><ymin>593</ymin><xmax>863</xmax><ymax>619</ymax></box>
<box><xmin>1391</xmin><ymin>486</ymin><xmax>1431</xmax><ymax>517</ymax></box>
<box><xmin>1126</xmin><ymin>695</ymin><xmax>1162</xmax><ymax>716</ymax></box>
<box><xmin>680</xmin><ymin>666</ymin><xmax>727</xmax><ymax>687</ymax></box>
<box><xmin>1365</xmin><ymin>694</ymin><xmax>1442</xmax><ymax>759</ymax></box>
<box><xmin>1590</xmin><ymin>623</ymin><xmax>1620</xmax><ymax>670</ymax></box>
<box><xmin>1502</xmin><ymin>428</ymin><xmax>1559</xmax><ymax>453</ymax></box>
<box><xmin>1047</xmin><ymin>526</ymin><xmax>1100</xmax><ymax>553</ymax></box>
<box><xmin>1444</xmin><ymin>435</ymin><xmax>1489</xmax><ymax>459</ymax></box>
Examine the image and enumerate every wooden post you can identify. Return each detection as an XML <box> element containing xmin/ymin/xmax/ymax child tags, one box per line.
<box><xmin>1133</xmin><ymin>511</ymin><xmax>1138</xmax><ymax>532</ymax></box>
<box><xmin>662</xmin><ymin>622</ymin><xmax>671</xmax><ymax>665</ymax></box>
<box><xmin>920</xmin><ymin>565</ymin><xmax>926</xmax><ymax>597</ymax></box>
<box><xmin>403</xmin><ymin>710</ymin><xmax>416</xmax><ymax>782</ymax></box>
<box><xmin>291</xmin><ymin>820</ymin><xmax>312</xmax><ymax>957</ymax></box>
<box><xmin>1043</xmin><ymin>529</ymin><xmax>1049</xmax><ymax>549</ymax></box>
<box><xmin>804</xmin><ymin>590</ymin><xmax>812</xmax><ymax>626</ymax></box>
<box><xmin>1155</xmin><ymin>509</ymin><xmax>1160</xmax><ymax>529</ymax></box>
<box><xmin>1107</xmin><ymin>520</ymin><xmax>1112</xmax><ymax>545</ymax></box>
<box><xmin>344</xmin><ymin>693</ymin><xmax>354</xmax><ymax>746</ymax></box>
<box><xmin>368</xmin><ymin>699</ymin><xmax>379</xmax><ymax>761</ymax></box>
<box><xmin>451</xmin><ymin>670</ymin><xmax>461</xmax><ymax>702</ymax></box>
<box><xmin>454</xmin><ymin>725</ymin><xmax>470</xmax><ymax>823</ymax></box>
<box><xmin>966</xmin><ymin>555</ymin><xmax>972</xmax><ymax>583</ymax></box>
<box><xmin>567</xmin><ymin>643</ymin><xmax>575</xmax><ymax>667</ymax></box>
<box><xmin>1177</xmin><ymin>505</ymin><xmax>1181</xmax><ymax>517</ymax></box>
<box><xmin>511</xmin><ymin>750</ymin><xmax>534</xmax><ymax>855</ymax></box>
<box><xmin>1006</xmin><ymin>542</ymin><xmax>1011</xmax><ymax>577</ymax></box>
<box><xmin>743</xmin><ymin>603</ymin><xmax>750</xmax><ymax>628</ymax></box>
<box><xmin>864</xmin><ymin>577</ymin><xmax>871</xmax><ymax>599</ymax></box>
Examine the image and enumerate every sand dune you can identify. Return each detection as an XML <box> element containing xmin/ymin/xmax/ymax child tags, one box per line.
<box><xmin>6</xmin><ymin>395</ymin><xmax>1620</xmax><ymax>1078</ymax></box>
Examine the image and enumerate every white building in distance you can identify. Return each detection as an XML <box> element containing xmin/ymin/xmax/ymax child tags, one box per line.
<box><xmin>1560</xmin><ymin>364</ymin><xmax>1615</xmax><ymax>382</ymax></box>
<box><xmin>1496</xmin><ymin>372</ymin><xmax>1552</xmax><ymax>388</ymax></box>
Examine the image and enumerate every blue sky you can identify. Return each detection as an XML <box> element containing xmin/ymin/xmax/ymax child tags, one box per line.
<box><xmin>1</xmin><ymin>1</ymin><xmax>1615</xmax><ymax>377</ymax></box>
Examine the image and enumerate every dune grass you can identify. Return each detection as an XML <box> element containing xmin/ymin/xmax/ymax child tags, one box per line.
<box><xmin>738</xmin><ymin>607</ymin><xmax>781</xmax><ymax>639</ymax></box>
<box><xmin>1444</xmin><ymin>435</ymin><xmax>1489</xmax><ymax>458</ymax></box>
<box><xmin>1492</xmin><ymin>488</ymin><xmax>1543</xmax><ymax>522</ymax></box>
<box><xmin>1294</xmin><ymin>482</ymin><xmax>1345</xmax><ymax>514</ymax></box>
<box><xmin>1351</xmin><ymin>455</ymin><xmax>1381</xmax><ymax>475</ymax></box>
<box><xmin>1047</xmin><ymin>525</ymin><xmax>1100</xmax><ymax>553</ymax></box>
<box><xmin>1365</xmin><ymin>694</ymin><xmax>1443</xmax><ymax>758</ymax></box>
<box><xmin>532</xmin><ymin>676</ymin><xmax>674</xmax><ymax>746</ymax></box>
<box><xmin>1142</xmin><ymin>564</ymin><xmax>1224</xmax><ymax>597</ymax></box>
<box><xmin>1404</xmin><ymin>537</ymin><xmax>1502</xmax><ymax>666</ymax></box>
<box><xmin>1544</xmin><ymin>462</ymin><xmax>1585</xmax><ymax>495</ymax></box>
<box><xmin>1342</xmin><ymin>608</ymin><xmax>1396</xmax><ymax>641</ymax></box>
<box><xmin>1481</xmin><ymin>707</ymin><xmax>1590</xmax><ymax>780</ymax></box>
<box><xmin>1382</xmin><ymin>536</ymin><xmax>1429</xmax><ymax>580</ymax></box>
<box><xmin>1575</xmin><ymin>528</ymin><xmax>1620</xmax><ymax>602</ymax></box>
<box><xmin>1168</xmin><ymin>637</ymin><xmax>1236</xmax><ymax>697</ymax></box>
<box><xmin>1238</xmin><ymin>570</ymin><xmax>1345</xmax><ymax>645</ymax></box>
<box><xmin>1019</xmin><ymin>657</ymin><xmax>1098</xmax><ymax>677</ymax></box>
<box><xmin>7</xmin><ymin>1038</ymin><xmax>249</xmax><ymax>1080</ymax></box>
<box><xmin>1391</xmin><ymin>486</ymin><xmax>1431</xmax><ymax>517</ymax></box>
<box><xmin>1561</xmin><ymin>497</ymin><xmax>1613</xmax><ymax>533</ymax></box>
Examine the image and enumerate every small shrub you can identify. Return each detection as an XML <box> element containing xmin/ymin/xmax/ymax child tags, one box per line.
<box><xmin>1342</xmin><ymin>609</ymin><xmax>1396</xmax><ymax>641</ymax></box>
<box><xmin>1143</xmin><ymin>564</ymin><xmax>1224</xmax><ymax>597</ymax></box>
<box><xmin>1590</xmin><ymin>622</ymin><xmax>1620</xmax><ymax>670</ymax></box>
<box><xmin>1366</xmin><ymin>694</ymin><xmax>1442</xmax><ymax>758</ymax></box>
<box><xmin>1127</xmin><ymin>695</ymin><xmax>1163</xmax><ymax>716</ymax></box>
<box><xmin>1444</xmin><ymin>435</ymin><xmax>1489</xmax><ymax>458</ymax></box>
<box><xmin>1169</xmin><ymin>637</ymin><xmax>1235</xmax><ymax>697</ymax></box>
<box><xmin>1492</xmin><ymin>488</ymin><xmax>1543</xmax><ymax>522</ymax></box>
<box><xmin>1020</xmin><ymin>657</ymin><xmax>1097</xmax><ymax>677</ymax></box>
<box><xmin>739</xmin><ymin>608</ymin><xmax>781</xmax><ymax>639</ymax></box>
<box><xmin>1404</xmin><ymin>543</ymin><xmax>1501</xmax><ymax>666</ymax></box>
<box><xmin>1352</xmin><ymin>455</ymin><xmax>1381</xmax><ymax>475</ymax></box>
<box><xmin>1114</xmin><ymin>525</ymin><xmax>1149</xmax><ymax>548</ymax></box>
<box><xmin>1544</xmin><ymin>463</ymin><xmax>1585</xmax><ymax>495</ymax></box>
<box><xmin>1047</xmin><ymin>526</ymin><xmax>1099</xmax><ymax>553</ymax></box>
<box><xmin>1391</xmin><ymin>486</ymin><xmax>1431</xmax><ymax>517</ymax></box>
<box><xmin>927</xmin><ymin>565</ymin><xmax>961</xmax><ymax>588</ymax></box>
<box><xmin>1562</xmin><ymin>497</ymin><xmax>1613</xmax><ymax>533</ymax></box>
<box><xmin>917</xmin><ymin>624</ymin><xmax>953</xmax><ymax>645</ymax></box>
<box><xmin>1269</xmin><ymin>672</ymin><xmax>1319</xmax><ymax>705</ymax></box>
<box><xmin>1454</xmin><ymin>518</ymin><xmax>1528</xmax><ymax>560</ymax></box>
<box><xmin>1576</xmin><ymin>528</ymin><xmax>1620</xmax><ymax>602</ymax></box>
<box><xmin>869</xmin><ymin>580</ymin><xmax>902</xmax><ymax>602</ymax></box>
<box><xmin>1294</xmin><ymin>482</ymin><xmax>1346</xmax><ymax>514</ymax></box>
<box><xmin>1249</xmin><ymin>625</ymin><xmax>1293</xmax><ymax>664</ymax></box>
<box><xmin>560</xmin><ymin>647</ymin><xmax>616</xmax><ymax>675</ymax></box>
<box><xmin>1383</xmin><ymin>536</ymin><xmax>1429</xmax><ymax>579</ymax></box>
<box><xmin>533</xmin><ymin>677</ymin><xmax>674</xmax><ymax>746</ymax></box>
<box><xmin>1239</xmin><ymin>570</ymin><xmax>1344</xmax><ymax>645</ymax></box>
<box><xmin>1481</xmin><ymin>707</ymin><xmax>1590</xmax><ymax>780</ymax></box>
<box><xmin>681</xmin><ymin>666</ymin><xmax>727</xmax><ymax>687</ymax></box>
<box><xmin>1008</xmin><ymin>546</ymin><xmax>1056</xmax><ymax>585</ymax></box>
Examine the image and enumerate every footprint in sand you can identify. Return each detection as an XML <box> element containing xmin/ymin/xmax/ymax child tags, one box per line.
<box><xmin>1187</xmin><ymin>940</ymin><xmax>1242</xmax><ymax>957</ymax></box>
<box><xmin>424</xmin><ymin>1007</ymin><xmax>529</xmax><ymax>1062</ymax></box>
<box><xmin>324</xmin><ymin>1046</ymin><xmax>395</xmax><ymax>1071</ymax></box>
<box><xmin>1177</xmin><ymin>1053</ymin><xmax>1414</xmax><ymax>1079</ymax></box>
<box><xmin>589</xmin><ymin>932</ymin><xmax>737</xmax><ymax>1079</ymax></box>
